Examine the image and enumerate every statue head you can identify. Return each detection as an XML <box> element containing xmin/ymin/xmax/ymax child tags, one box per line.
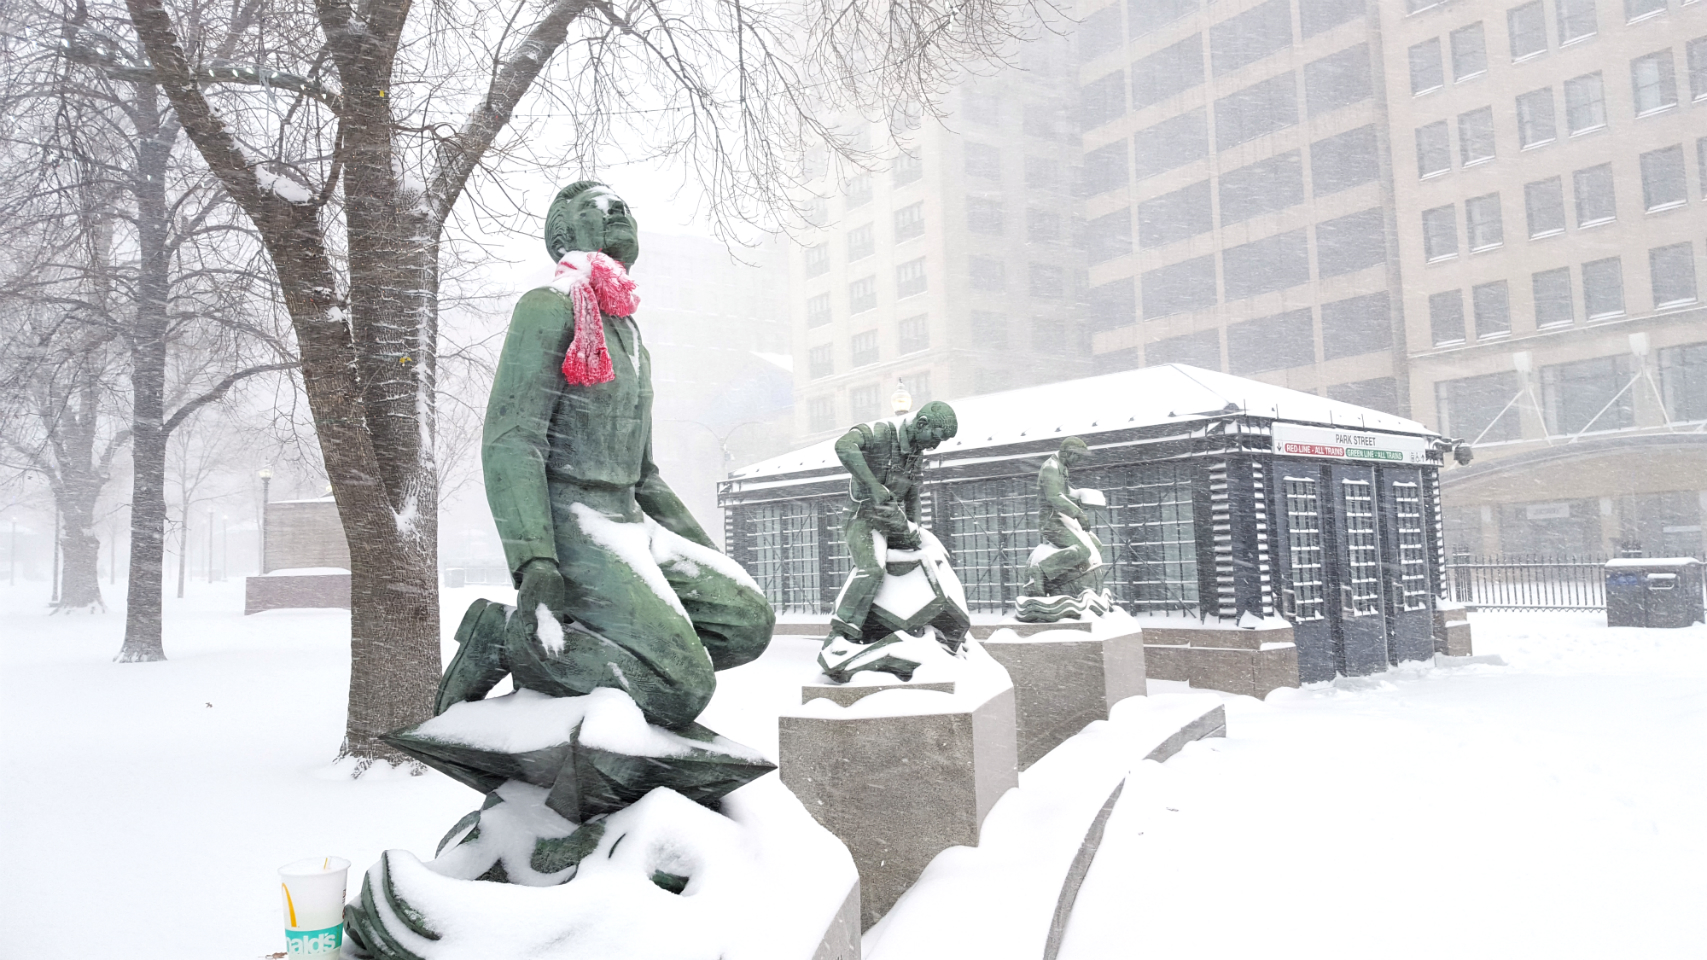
<box><xmin>1060</xmin><ymin>436</ymin><xmax>1091</xmax><ymax>468</ymax></box>
<box><xmin>545</xmin><ymin>181</ymin><xmax>640</xmax><ymax>268</ymax></box>
<box><xmin>907</xmin><ymin>401</ymin><xmax>958</xmax><ymax>452</ymax></box>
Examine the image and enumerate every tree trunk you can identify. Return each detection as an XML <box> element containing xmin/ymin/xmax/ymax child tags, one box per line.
<box><xmin>56</xmin><ymin>523</ymin><xmax>103</xmax><ymax>610</ymax></box>
<box><xmin>116</xmin><ymin>85</ymin><xmax>173</xmax><ymax>662</ymax></box>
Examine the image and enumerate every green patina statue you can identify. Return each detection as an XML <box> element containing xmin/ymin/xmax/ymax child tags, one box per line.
<box><xmin>817</xmin><ymin>402</ymin><xmax>971</xmax><ymax>681</ymax></box>
<box><xmin>441</xmin><ymin>180</ymin><xmax>775</xmax><ymax>729</ymax></box>
<box><xmin>345</xmin><ymin>184</ymin><xmax>778</xmax><ymax>957</ymax></box>
<box><xmin>1016</xmin><ymin>437</ymin><xmax>1113</xmax><ymax>623</ymax></box>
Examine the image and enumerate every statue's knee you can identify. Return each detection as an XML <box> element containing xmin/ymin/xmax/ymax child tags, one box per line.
<box><xmin>715</xmin><ymin>586</ymin><xmax>776</xmax><ymax>670</ymax></box>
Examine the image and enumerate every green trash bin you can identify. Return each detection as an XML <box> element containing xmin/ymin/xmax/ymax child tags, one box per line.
<box><xmin>1604</xmin><ymin>558</ymin><xmax>1705</xmax><ymax>628</ymax></box>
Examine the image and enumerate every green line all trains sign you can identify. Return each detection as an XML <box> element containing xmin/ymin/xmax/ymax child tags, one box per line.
<box><xmin>1270</xmin><ymin>423</ymin><xmax>1431</xmax><ymax>464</ymax></box>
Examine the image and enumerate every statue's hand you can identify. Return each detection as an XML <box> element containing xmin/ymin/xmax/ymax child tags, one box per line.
<box><xmin>515</xmin><ymin>558</ymin><xmax>567</xmax><ymax>637</ymax></box>
<box><xmin>870</xmin><ymin>484</ymin><xmax>895</xmax><ymax>506</ymax></box>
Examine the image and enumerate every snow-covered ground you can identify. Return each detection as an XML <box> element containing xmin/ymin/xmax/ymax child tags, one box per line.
<box><xmin>1</xmin><ymin>581</ymin><xmax>1701</xmax><ymax>959</ymax></box>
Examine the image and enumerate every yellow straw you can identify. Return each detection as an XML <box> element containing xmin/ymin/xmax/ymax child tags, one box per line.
<box><xmin>322</xmin><ymin>857</ymin><xmax>329</xmax><ymax>870</ymax></box>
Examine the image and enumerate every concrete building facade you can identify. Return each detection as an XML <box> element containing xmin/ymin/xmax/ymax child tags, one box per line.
<box><xmin>786</xmin><ymin>39</ymin><xmax>1094</xmax><ymax>445</ymax></box>
<box><xmin>1076</xmin><ymin>0</ymin><xmax>1411</xmax><ymax>414</ymax></box>
<box><xmin>1385</xmin><ymin>0</ymin><xmax>1707</xmax><ymax>557</ymax></box>
<box><xmin>1072</xmin><ymin>0</ymin><xmax>1707</xmax><ymax>558</ymax></box>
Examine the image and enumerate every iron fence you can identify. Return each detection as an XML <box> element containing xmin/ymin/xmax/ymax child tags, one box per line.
<box><xmin>1444</xmin><ymin>554</ymin><xmax>1607</xmax><ymax>610</ymax></box>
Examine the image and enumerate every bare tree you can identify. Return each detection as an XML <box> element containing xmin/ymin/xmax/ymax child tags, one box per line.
<box><xmin>116</xmin><ymin>0</ymin><xmax>1044</xmax><ymax>766</ymax></box>
<box><xmin>0</xmin><ymin>0</ymin><xmax>296</xmax><ymax>654</ymax></box>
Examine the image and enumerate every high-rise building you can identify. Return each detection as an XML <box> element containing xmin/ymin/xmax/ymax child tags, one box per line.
<box><xmin>632</xmin><ymin>232</ymin><xmax>794</xmax><ymax>528</ymax></box>
<box><xmin>786</xmin><ymin>39</ymin><xmax>1093</xmax><ymax>443</ymax></box>
<box><xmin>1387</xmin><ymin>0</ymin><xmax>1707</xmax><ymax>556</ymax></box>
<box><xmin>1073</xmin><ymin>0</ymin><xmax>1706</xmax><ymax>557</ymax></box>
<box><xmin>1077</xmin><ymin>0</ymin><xmax>1410</xmax><ymax>413</ymax></box>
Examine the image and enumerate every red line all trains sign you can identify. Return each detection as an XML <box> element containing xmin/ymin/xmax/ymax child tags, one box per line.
<box><xmin>1270</xmin><ymin>423</ymin><xmax>1430</xmax><ymax>464</ymax></box>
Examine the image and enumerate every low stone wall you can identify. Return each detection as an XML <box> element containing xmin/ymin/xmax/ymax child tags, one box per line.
<box><xmin>244</xmin><ymin>573</ymin><xmax>351</xmax><ymax>614</ymax></box>
<box><xmin>1140</xmin><ymin>620</ymin><xmax>1299</xmax><ymax>698</ymax></box>
<box><xmin>983</xmin><ymin>627</ymin><xmax>1146</xmax><ymax>769</ymax></box>
<box><xmin>1433</xmin><ymin>605</ymin><xmax>1473</xmax><ymax>656</ymax></box>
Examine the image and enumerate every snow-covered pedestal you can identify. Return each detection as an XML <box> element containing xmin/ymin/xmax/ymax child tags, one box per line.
<box><xmin>1139</xmin><ymin>615</ymin><xmax>1299</xmax><ymax>699</ymax></box>
<box><xmin>981</xmin><ymin>613</ymin><xmax>1147</xmax><ymax>769</ymax></box>
<box><xmin>1433</xmin><ymin>602</ymin><xmax>1473</xmax><ymax>656</ymax></box>
<box><xmin>781</xmin><ymin>643</ymin><xmax>1018</xmax><ymax>930</ymax></box>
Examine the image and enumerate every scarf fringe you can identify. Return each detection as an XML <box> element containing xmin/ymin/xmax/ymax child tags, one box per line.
<box><xmin>550</xmin><ymin>251</ymin><xmax>639</xmax><ymax>387</ymax></box>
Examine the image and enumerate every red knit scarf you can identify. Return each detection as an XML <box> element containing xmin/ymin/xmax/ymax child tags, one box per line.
<box><xmin>549</xmin><ymin>250</ymin><xmax>640</xmax><ymax>386</ymax></box>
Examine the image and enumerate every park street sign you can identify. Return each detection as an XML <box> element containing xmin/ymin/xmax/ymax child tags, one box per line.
<box><xmin>1270</xmin><ymin>422</ymin><xmax>1431</xmax><ymax>464</ymax></box>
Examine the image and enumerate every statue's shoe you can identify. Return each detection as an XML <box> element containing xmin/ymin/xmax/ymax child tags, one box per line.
<box><xmin>817</xmin><ymin>632</ymin><xmax>923</xmax><ymax>683</ymax></box>
<box><xmin>382</xmin><ymin>687</ymin><xmax>774</xmax><ymax>825</ymax></box>
<box><xmin>435</xmin><ymin>599</ymin><xmax>513</xmax><ymax>715</ymax></box>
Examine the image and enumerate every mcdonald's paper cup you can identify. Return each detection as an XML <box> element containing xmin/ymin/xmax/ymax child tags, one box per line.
<box><xmin>279</xmin><ymin>856</ymin><xmax>350</xmax><ymax>957</ymax></box>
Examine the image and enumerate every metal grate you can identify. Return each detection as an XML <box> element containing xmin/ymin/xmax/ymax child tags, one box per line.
<box><xmin>1282</xmin><ymin>476</ymin><xmax>1326</xmax><ymax>621</ymax></box>
<box><xmin>1392</xmin><ymin>481</ymin><xmax>1431</xmax><ymax>611</ymax></box>
<box><xmin>1342</xmin><ymin>479</ymin><xmax>1381</xmax><ymax>616</ymax></box>
<box><xmin>943</xmin><ymin>477</ymin><xmax>1036</xmax><ymax>612</ymax></box>
<box><xmin>1083</xmin><ymin>463</ymin><xmax>1200</xmax><ymax>616</ymax></box>
<box><xmin>743</xmin><ymin>501</ymin><xmax>822</xmax><ymax>614</ymax></box>
<box><xmin>1446</xmin><ymin>554</ymin><xmax>1608</xmax><ymax>609</ymax></box>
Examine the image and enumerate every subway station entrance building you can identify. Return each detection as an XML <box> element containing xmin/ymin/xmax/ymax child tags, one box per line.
<box><xmin>719</xmin><ymin>365</ymin><xmax>1464</xmax><ymax>682</ymax></box>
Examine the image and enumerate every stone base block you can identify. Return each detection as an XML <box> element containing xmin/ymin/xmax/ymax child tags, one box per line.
<box><xmin>244</xmin><ymin>573</ymin><xmax>350</xmax><ymax>614</ymax></box>
<box><xmin>982</xmin><ymin>627</ymin><xmax>1146</xmax><ymax>769</ymax></box>
<box><xmin>1435</xmin><ymin>620</ymin><xmax>1474</xmax><ymax>656</ymax></box>
<box><xmin>802</xmin><ymin>680</ymin><xmax>955</xmax><ymax>707</ymax></box>
<box><xmin>969</xmin><ymin>621</ymin><xmax>1092</xmax><ymax>640</ymax></box>
<box><xmin>1433</xmin><ymin>605</ymin><xmax>1473</xmax><ymax>656</ymax></box>
<box><xmin>780</xmin><ymin>677</ymin><xmax>1019</xmax><ymax>930</ymax></box>
<box><xmin>1145</xmin><ymin>641</ymin><xmax>1299</xmax><ymax>699</ymax></box>
<box><xmin>813</xmin><ymin>875</ymin><xmax>862</xmax><ymax>960</ymax></box>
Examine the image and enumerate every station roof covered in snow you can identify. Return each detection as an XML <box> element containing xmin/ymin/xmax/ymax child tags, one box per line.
<box><xmin>730</xmin><ymin>364</ymin><xmax>1436</xmax><ymax>481</ymax></box>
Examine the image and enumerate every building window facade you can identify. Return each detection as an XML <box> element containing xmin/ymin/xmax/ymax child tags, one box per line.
<box><xmin>1659</xmin><ymin>342</ymin><xmax>1707</xmax><ymax>421</ymax></box>
<box><xmin>898</xmin><ymin>315</ymin><xmax>929</xmax><ymax>354</ymax></box>
<box><xmin>1631</xmin><ymin>51</ymin><xmax>1679</xmax><ymax>116</ymax></box>
<box><xmin>1452</xmin><ymin>23</ymin><xmax>1487</xmax><ymax>79</ymax></box>
<box><xmin>971</xmin><ymin>310</ymin><xmax>1008</xmax><ymax>347</ymax></box>
<box><xmin>1410</xmin><ymin>38</ymin><xmax>1444</xmax><ymax>94</ymax></box>
<box><xmin>846</xmin><ymin>223</ymin><xmax>874</xmax><ymax>261</ymax></box>
<box><xmin>849</xmin><ymin>276</ymin><xmax>877</xmax><ymax>313</ymax></box>
<box><xmin>850</xmin><ymin>330</ymin><xmax>878</xmax><ymax>367</ymax></box>
<box><xmin>896</xmin><ymin>257</ymin><xmax>927</xmax><ymax>298</ymax></box>
<box><xmin>1640</xmin><ymin>145</ymin><xmax>1688</xmax><ymax>211</ymax></box>
<box><xmin>969</xmin><ymin>256</ymin><xmax>1006</xmax><ymax>289</ymax></box>
<box><xmin>1516</xmin><ymin>88</ymin><xmax>1556</xmax><ymax>148</ymax></box>
<box><xmin>1650</xmin><ymin>242</ymin><xmax>1699</xmax><ymax>307</ymax></box>
<box><xmin>1543</xmin><ymin>356</ymin><xmax>1636</xmax><ymax>434</ymax></box>
<box><xmin>804</xmin><ymin>244</ymin><xmax>829</xmax><ymax>278</ymax></box>
<box><xmin>1556</xmin><ymin>0</ymin><xmax>1597</xmax><ymax>43</ymax></box>
<box><xmin>847</xmin><ymin>174</ymin><xmax>873</xmax><ymax>207</ymax></box>
<box><xmin>806</xmin><ymin>293</ymin><xmax>831</xmax><ymax>328</ymax></box>
<box><xmin>808</xmin><ymin>344</ymin><xmax>834</xmax><ymax>380</ymax></box>
<box><xmin>1525</xmin><ymin>177</ymin><xmax>1567</xmax><ymax>236</ymax></box>
<box><xmin>1438</xmin><ymin>371</ymin><xmax>1524</xmax><ymax>442</ymax></box>
<box><xmin>1030</xmin><ymin>263</ymin><xmax>1065</xmax><ymax>298</ymax></box>
<box><xmin>1533</xmin><ymin>266</ymin><xmax>1575</xmax><ymax>327</ymax></box>
<box><xmin>808</xmin><ymin>397</ymin><xmax>836</xmax><ymax>432</ymax></box>
<box><xmin>1582</xmin><ymin>257</ymin><xmax>1625</xmax><ymax>319</ymax></box>
<box><xmin>1430</xmin><ymin>290</ymin><xmax>1467</xmax><ymax>345</ymax></box>
<box><xmin>967</xmin><ymin>196</ymin><xmax>1005</xmax><ymax>235</ymax></box>
<box><xmin>848</xmin><ymin>384</ymin><xmax>881</xmax><ymax>421</ymax></box>
<box><xmin>964</xmin><ymin>143</ymin><xmax>1000</xmax><ymax>179</ymax></box>
<box><xmin>1466</xmin><ymin>193</ymin><xmax>1504</xmax><ymax>250</ymax></box>
<box><xmin>1458</xmin><ymin>106</ymin><xmax>1496</xmax><ymax>164</ymax></box>
<box><xmin>1473</xmin><ymin>280</ymin><xmax>1511</xmax><ymax>338</ymax></box>
<box><xmin>894</xmin><ymin>201</ymin><xmax>925</xmax><ymax>241</ymax></box>
<box><xmin>1573</xmin><ymin>163</ymin><xmax>1616</xmax><ymax>225</ymax></box>
<box><xmin>1423</xmin><ymin>204</ymin><xmax>1458</xmax><ymax>260</ymax></box>
<box><xmin>1564</xmin><ymin>72</ymin><xmax>1606</xmax><ymax>134</ymax></box>
<box><xmin>892</xmin><ymin>151</ymin><xmax>923</xmax><ymax>186</ymax></box>
<box><xmin>1508</xmin><ymin>2</ymin><xmax>1548</xmax><ymax>60</ymax></box>
<box><xmin>1417</xmin><ymin>121</ymin><xmax>1452</xmax><ymax>176</ymax></box>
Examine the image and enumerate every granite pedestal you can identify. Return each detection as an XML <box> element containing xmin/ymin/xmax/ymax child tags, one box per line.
<box><xmin>782</xmin><ymin>668</ymin><xmax>1019</xmax><ymax>930</ymax></box>
<box><xmin>1433</xmin><ymin>604</ymin><xmax>1473</xmax><ymax>656</ymax></box>
<box><xmin>982</xmin><ymin>626</ymin><xmax>1147</xmax><ymax>769</ymax></box>
<box><xmin>243</xmin><ymin>572</ymin><xmax>351</xmax><ymax>614</ymax></box>
<box><xmin>1141</xmin><ymin>619</ymin><xmax>1299</xmax><ymax>698</ymax></box>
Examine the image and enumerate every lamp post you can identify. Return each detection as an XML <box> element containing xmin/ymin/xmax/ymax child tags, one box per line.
<box><xmin>207</xmin><ymin>507</ymin><xmax>216</xmax><ymax>584</ymax></box>
<box><xmin>220</xmin><ymin>514</ymin><xmax>229</xmax><ymax>582</ymax></box>
<box><xmin>8</xmin><ymin>517</ymin><xmax>15</xmax><ymax>587</ymax></box>
<box><xmin>258</xmin><ymin>467</ymin><xmax>272</xmax><ymax>575</ymax></box>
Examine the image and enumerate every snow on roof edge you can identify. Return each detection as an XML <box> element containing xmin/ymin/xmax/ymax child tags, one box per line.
<box><xmin>732</xmin><ymin>364</ymin><xmax>1433</xmax><ymax>480</ymax></box>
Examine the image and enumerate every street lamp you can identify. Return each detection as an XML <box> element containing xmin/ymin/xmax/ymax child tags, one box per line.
<box><xmin>207</xmin><ymin>508</ymin><xmax>216</xmax><ymax>584</ymax></box>
<box><xmin>890</xmin><ymin>379</ymin><xmax>913</xmax><ymax>416</ymax></box>
<box><xmin>258</xmin><ymin>467</ymin><xmax>273</xmax><ymax>575</ymax></box>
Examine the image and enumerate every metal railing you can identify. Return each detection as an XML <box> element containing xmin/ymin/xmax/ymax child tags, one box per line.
<box><xmin>1444</xmin><ymin>554</ymin><xmax>1607</xmax><ymax>610</ymax></box>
